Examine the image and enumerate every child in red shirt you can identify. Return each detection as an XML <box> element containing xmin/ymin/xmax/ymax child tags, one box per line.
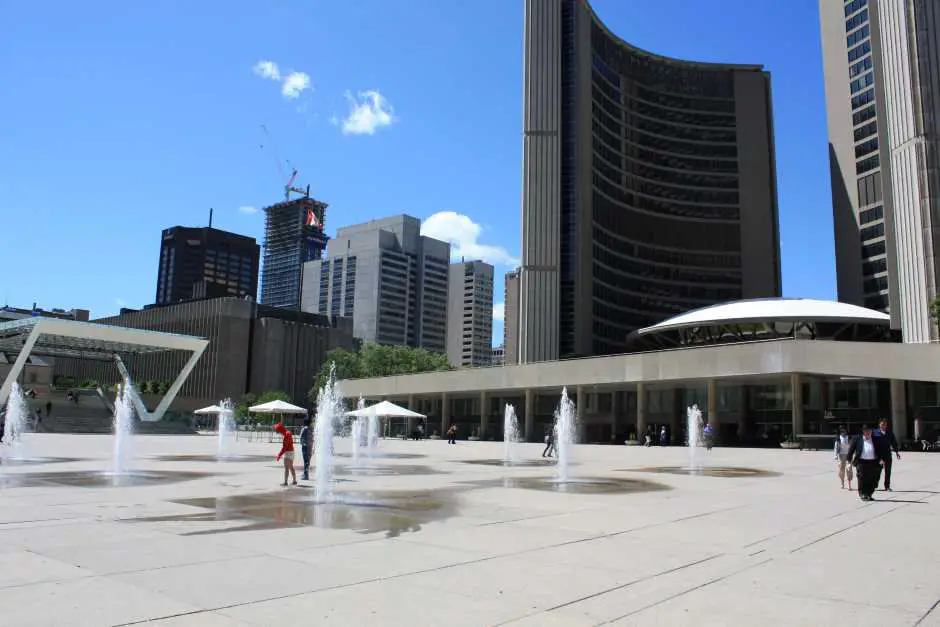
<box><xmin>274</xmin><ymin>423</ymin><xmax>297</xmax><ymax>486</ymax></box>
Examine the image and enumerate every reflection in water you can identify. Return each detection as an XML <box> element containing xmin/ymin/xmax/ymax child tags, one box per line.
<box><xmin>625</xmin><ymin>466</ymin><xmax>780</xmax><ymax>478</ymax></box>
<box><xmin>461</xmin><ymin>476</ymin><xmax>670</xmax><ymax>495</ymax></box>
<box><xmin>334</xmin><ymin>452</ymin><xmax>426</xmax><ymax>460</ymax></box>
<box><xmin>333</xmin><ymin>464</ymin><xmax>443</xmax><ymax>477</ymax></box>
<box><xmin>459</xmin><ymin>459</ymin><xmax>562</xmax><ymax>468</ymax></box>
<box><xmin>0</xmin><ymin>457</ymin><xmax>82</xmax><ymax>467</ymax></box>
<box><xmin>131</xmin><ymin>489</ymin><xmax>461</xmax><ymax>538</ymax></box>
<box><xmin>0</xmin><ymin>470</ymin><xmax>209</xmax><ymax>488</ymax></box>
<box><xmin>153</xmin><ymin>454</ymin><xmax>273</xmax><ymax>463</ymax></box>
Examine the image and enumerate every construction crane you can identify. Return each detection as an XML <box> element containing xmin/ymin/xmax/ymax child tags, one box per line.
<box><xmin>260</xmin><ymin>124</ymin><xmax>310</xmax><ymax>201</ymax></box>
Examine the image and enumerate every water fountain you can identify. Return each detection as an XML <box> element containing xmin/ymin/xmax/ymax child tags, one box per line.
<box><xmin>217</xmin><ymin>398</ymin><xmax>235</xmax><ymax>460</ymax></box>
<box><xmin>313</xmin><ymin>362</ymin><xmax>343</xmax><ymax>502</ymax></box>
<box><xmin>366</xmin><ymin>402</ymin><xmax>379</xmax><ymax>459</ymax></box>
<box><xmin>350</xmin><ymin>417</ymin><xmax>363</xmax><ymax>466</ymax></box>
<box><xmin>554</xmin><ymin>387</ymin><xmax>577</xmax><ymax>483</ymax></box>
<box><xmin>502</xmin><ymin>403</ymin><xmax>520</xmax><ymax>463</ymax></box>
<box><xmin>686</xmin><ymin>404</ymin><xmax>703</xmax><ymax>472</ymax></box>
<box><xmin>1</xmin><ymin>382</ymin><xmax>31</xmax><ymax>461</ymax></box>
<box><xmin>111</xmin><ymin>379</ymin><xmax>136</xmax><ymax>476</ymax></box>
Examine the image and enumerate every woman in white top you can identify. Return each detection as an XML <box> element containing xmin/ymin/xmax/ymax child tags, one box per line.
<box><xmin>834</xmin><ymin>428</ymin><xmax>853</xmax><ymax>490</ymax></box>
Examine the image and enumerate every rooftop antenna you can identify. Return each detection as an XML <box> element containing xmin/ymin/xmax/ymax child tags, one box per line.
<box><xmin>208</xmin><ymin>208</ymin><xmax>214</xmax><ymax>228</ymax></box>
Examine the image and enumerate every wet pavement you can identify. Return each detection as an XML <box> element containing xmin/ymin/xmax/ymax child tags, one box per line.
<box><xmin>333</xmin><ymin>464</ymin><xmax>444</xmax><ymax>477</ymax></box>
<box><xmin>153</xmin><ymin>454</ymin><xmax>273</xmax><ymax>463</ymax></box>
<box><xmin>458</xmin><ymin>458</ymin><xmax>564</xmax><ymax>468</ymax></box>
<box><xmin>461</xmin><ymin>475</ymin><xmax>671</xmax><ymax>494</ymax></box>
<box><xmin>624</xmin><ymin>466</ymin><xmax>781</xmax><ymax>478</ymax></box>
<box><xmin>129</xmin><ymin>488</ymin><xmax>463</xmax><ymax>538</ymax></box>
<box><xmin>0</xmin><ymin>456</ymin><xmax>83</xmax><ymax>466</ymax></box>
<box><xmin>334</xmin><ymin>452</ymin><xmax>426</xmax><ymax>460</ymax></box>
<box><xmin>0</xmin><ymin>469</ymin><xmax>212</xmax><ymax>488</ymax></box>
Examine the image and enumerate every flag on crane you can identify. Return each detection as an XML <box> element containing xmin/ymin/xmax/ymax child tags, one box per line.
<box><xmin>305</xmin><ymin>208</ymin><xmax>321</xmax><ymax>229</ymax></box>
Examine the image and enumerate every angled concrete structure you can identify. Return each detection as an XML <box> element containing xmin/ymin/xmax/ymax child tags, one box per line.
<box><xmin>0</xmin><ymin>317</ymin><xmax>208</xmax><ymax>422</ymax></box>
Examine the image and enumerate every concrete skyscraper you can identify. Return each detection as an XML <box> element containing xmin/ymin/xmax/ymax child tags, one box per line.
<box><xmin>820</xmin><ymin>0</ymin><xmax>940</xmax><ymax>342</ymax></box>
<box><xmin>260</xmin><ymin>197</ymin><xmax>329</xmax><ymax>310</ymax></box>
<box><xmin>518</xmin><ymin>0</ymin><xmax>782</xmax><ymax>362</ymax></box>
<box><xmin>446</xmin><ymin>259</ymin><xmax>495</xmax><ymax>367</ymax></box>
<box><xmin>503</xmin><ymin>268</ymin><xmax>521</xmax><ymax>365</ymax></box>
<box><xmin>156</xmin><ymin>226</ymin><xmax>259</xmax><ymax>305</ymax></box>
<box><xmin>301</xmin><ymin>215</ymin><xmax>450</xmax><ymax>353</ymax></box>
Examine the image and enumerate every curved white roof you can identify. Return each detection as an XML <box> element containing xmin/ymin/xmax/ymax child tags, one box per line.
<box><xmin>638</xmin><ymin>298</ymin><xmax>890</xmax><ymax>335</ymax></box>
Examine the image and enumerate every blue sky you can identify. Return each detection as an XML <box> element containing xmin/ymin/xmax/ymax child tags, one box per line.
<box><xmin>0</xmin><ymin>0</ymin><xmax>834</xmax><ymax>345</ymax></box>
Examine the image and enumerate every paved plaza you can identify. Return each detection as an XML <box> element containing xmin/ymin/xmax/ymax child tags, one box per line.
<box><xmin>1</xmin><ymin>434</ymin><xmax>939</xmax><ymax>626</ymax></box>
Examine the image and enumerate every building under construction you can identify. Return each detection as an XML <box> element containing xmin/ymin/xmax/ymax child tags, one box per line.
<box><xmin>259</xmin><ymin>196</ymin><xmax>329</xmax><ymax>309</ymax></box>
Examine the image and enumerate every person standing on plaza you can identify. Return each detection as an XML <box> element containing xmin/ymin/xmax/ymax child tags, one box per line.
<box><xmin>659</xmin><ymin>425</ymin><xmax>668</xmax><ymax>447</ymax></box>
<box><xmin>446</xmin><ymin>423</ymin><xmax>457</xmax><ymax>444</ymax></box>
<box><xmin>299</xmin><ymin>418</ymin><xmax>313</xmax><ymax>481</ymax></box>
<box><xmin>273</xmin><ymin>423</ymin><xmax>297</xmax><ymax>487</ymax></box>
<box><xmin>834</xmin><ymin>427</ymin><xmax>853</xmax><ymax>490</ymax></box>
<box><xmin>542</xmin><ymin>428</ymin><xmax>555</xmax><ymax>458</ymax></box>
<box><xmin>874</xmin><ymin>419</ymin><xmax>900</xmax><ymax>491</ymax></box>
<box><xmin>847</xmin><ymin>425</ymin><xmax>881</xmax><ymax>501</ymax></box>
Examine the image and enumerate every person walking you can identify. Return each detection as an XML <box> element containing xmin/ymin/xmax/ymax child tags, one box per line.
<box><xmin>542</xmin><ymin>429</ymin><xmax>555</xmax><ymax>458</ymax></box>
<box><xmin>874</xmin><ymin>419</ymin><xmax>900</xmax><ymax>491</ymax></box>
<box><xmin>299</xmin><ymin>419</ymin><xmax>313</xmax><ymax>481</ymax></box>
<box><xmin>659</xmin><ymin>426</ymin><xmax>668</xmax><ymax>447</ymax></box>
<box><xmin>834</xmin><ymin>428</ymin><xmax>853</xmax><ymax>490</ymax></box>
<box><xmin>273</xmin><ymin>423</ymin><xmax>297</xmax><ymax>487</ymax></box>
<box><xmin>446</xmin><ymin>423</ymin><xmax>457</xmax><ymax>444</ymax></box>
<box><xmin>847</xmin><ymin>425</ymin><xmax>881</xmax><ymax>501</ymax></box>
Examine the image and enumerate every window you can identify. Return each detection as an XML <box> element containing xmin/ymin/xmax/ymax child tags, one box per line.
<box><xmin>864</xmin><ymin>275</ymin><xmax>888</xmax><ymax>293</ymax></box>
<box><xmin>848</xmin><ymin>41</ymin><xmax>872</xmax><ymax>62</ymax></box>
<box><xmin>846</xmin><ymin>8</ymin><xmax>869</xmax><ymax>32</ymax></box>
<box><xmin>857</xmin><ymin>154</ymin><xmax>879</xmax><ymax>174</ymax></box>
<box><xmin>854</xmin><ymin>120</ymin><xmax>878</xmax><ymax>142</ymax></box>
<box><xmin>853</xmin><ymin>105</ymin><xmax>876</xmax><ymax>126</ymax></box>
<box><xmin>855</xmin><ymin>137</ymin><xmax>878</xmax><ymax>158</ymax></box>
<box><xmin>862</xmin><ymin>240</ymin><xmax>886</xmax><ymax>258</ymax></box>
<box><xmin>851</xmin><ymin>72</ymin><xmax>874</xmax><ymax>94</ymax></box>
<box><xmin>865</xmin><ymin>294</ymin><xmax>888</xmax><ymax>311</ymax></box>
<box><xmin>849</xmin><ymin>56</ymin><xmax>873</xmax><ymax>78</ymax></box>
<box><xmin>847</xmin><ymin>25</ymin><xmax>870</xmax><ymax>47</ymax></box>
<box><xmin>860</xmin><ymin>222</ymin><xmax>884</xmax><ymax>241</ymax></box>
<box><xmin>860</xmin><ymin>205</ymin><xmax>884</xmax><ymax>225</ymax></box>
<box><xmin>863</xmin><ymin>257</ymin><xmax>887</xmax><ymax>276</ymax></box>
<box><xmin>852</xmin><ymin>88</ymin><xmax>875</xmax><ymax>110</ymax></box>
<box><xmin>844</xmin><ymin>0</ymin><xmax>868</xmax><ymax>17</ymax></box>
<box><xmin>857</xmin><ymin>175</ymin><xmax>882</xmax><ymax>206</ymax></box>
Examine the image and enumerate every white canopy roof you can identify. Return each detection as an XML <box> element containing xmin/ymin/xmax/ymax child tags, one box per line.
<box><xmin>638</xmin><ymin>298</ymin><xmax>891</xmax><ymax>335</ymax></box>
<box><xmin>346</xmin><ymin>400</ymin><xmax>425</xmax><ymax>419</ymax></box>
<box><xmin>194</xmin><ymin>404</ymin><xmax>222</xmax><ymax>415</ymax></box>
<box><xmin>248</xmin><ymin>399</ymin><xmax>308</xmax><ymax>414</ymax></box>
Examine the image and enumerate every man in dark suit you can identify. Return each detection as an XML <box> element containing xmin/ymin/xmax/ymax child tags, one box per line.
<box><xmin>874</xmin><ymin>419</ymin><xmax>901</xmax><ymax>491</ymax></box>
<box><xmin>847</xmin><ymin>425</ymin><xmax>882</xmax><ymax>501</ymax></box>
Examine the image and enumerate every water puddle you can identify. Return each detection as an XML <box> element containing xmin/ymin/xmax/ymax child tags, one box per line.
<box><xmin>334</xmin><ymin>464</ymin><xmax>444</xmax><ymax>477</ymax></box>
<box><xmin>154</xmin><ymin>454</ymin><xmax>273</xmax><ymax>463</ymax></box>
<box><xmin>0</xmin><ymin>470</ymin><xmax>212</xmax><ymax>488</ymax></box>
<box><xmin>461</xmin><ymin>476</ymin><xmax>670</xmax><ymax>495</ymax></box>
<box><xmin>0</xmin><ymin>457</ymin><xmax>83</xmax><ymax>466</ymax></box>
<box><xmin>624</xmin><ymin>466</ymin><xmax>780</xmax><ymax>478</ymax></box>
<box><xmin>335</xmin><ymin>452</ymin><xmax>427</xmax><ymax>460</ymax></box>
<box><xmin>459</xmin><ymin>459</ymin><xmax>565</xmax><ymax>468</ymax></box>
<box><xmin>130</xmin><ymin>488</ymin><xmax>463</xmax><ymax>538</ymax></box>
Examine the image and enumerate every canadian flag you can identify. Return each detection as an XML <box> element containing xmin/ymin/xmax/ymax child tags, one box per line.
<box><xmin>305</xmin><ymin>208</ymin><xmax>321</xmax><ymax>229</ymax></box>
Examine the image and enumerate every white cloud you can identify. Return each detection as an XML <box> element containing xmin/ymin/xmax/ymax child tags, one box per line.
<box><xmin>421</xmin><ymin>211</ymin><xmax>520</xmax><ymax>267</ymax></box>
<box><xmin>238</xmin><ymin>205</ymin><xmax>259</xmax><ymax>214</ymax></box>
<box><xmin>252</xmin><ymin>60</ymin><xmax>280</xmax><ymax>81</ymax></box>
<box><xmin>341</xmin><ymin>90</ymin><xmax>395</xmax><ymax>135</ymax></box>
<box><xmin>493</xmin><ymin>303</ymin><xmax>505</xmax><ymax>322</ymax></box>
<box><xmin>281</xmin><ymin>71</ymin><xmax>311</xmax><ymax>99</ymax></box>
<box><xmin>252</xmin><ymin>60</ymin><xmax>312</xmax><ymax>100</ymax></box>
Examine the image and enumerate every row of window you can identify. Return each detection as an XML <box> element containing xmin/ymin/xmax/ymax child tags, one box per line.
<box><xmin>849</xmin><ymin>41</ymin><xmax>872</xmax><ymax>63</ymax></box>
<box><xmin>852</xmin><ymin>88</ymin><xmax>874</xmax><ymax>110</ymax></box>
<box><xmin>861</xmin><ymin>222</ymin><xmax>885</xmax><ymax>242</ymax></box>
<box><xmin>594</xmin><ymin>263</ymin><xmax>742</xmax><ymax>306</ymax></box>
<box><xmin>594</xmin><ymin>226</ymin><xmax>742</xmax><ymax>269</ymax></box>
<box><xmin>592</xmin><ymin>171</ymin><xmax>741</xmax><ymax>222</ymax></box>
<box><xmin>854</xmin><ymin>120</ymin><xmax>878</xmax><ymax>142</ymax></box>
<box><xmin>849</xmin><ymin>56</ymin><xmax>873</xmax><ymax>79</ymax></box>
<box><xmin>863</xmin><ymin>257</ymin><xmax>887</xmax><ymax>276</ymax></box>
<box><xmin>855</xmin><ymin>137</ymin><xmax>878</xmax><ymax>158</ymax></box>
<box><xmin>864</xmin><ymin>275</ymin><xmax>888</xmax><ymax>294</ymax></box>
<box><xmin>862</xmin><ymin>240</ymin><xmax>886</xmax><ymax>258</ymax></box>
<box><xmin>857</xmin><ymin>154</ymin><xmax>880</xmax><ymax>174</ymax></box>
<box><xmin>864</xmin><ymin>293</ymin><xmax>888</xmax><ymax>311</ymax></box>
<box><xmin>851</xmin><ymin>72</ymin><xmax>874</xmax><ymax>94</ymax></box>
<box><xmin>846</xmin><ymin>8</ymin><xmax>869</xmax><ymax>32</ymax></box>
<box><xmin>847</xmin><ymin>24</ymin><xmax>870</xmax><ymax>48</ymax></box>
<box><xmin>853</xmin><ymin>104</ymin><xmax>876</xmax><ymax>126</ymax></box>
<box><xmin>592</xmin><ymin>90</ymin><xmax>738</xmax><ymax>144</ymax></box>
<box><xmin>593</xmin><ymin>240</ymin><xmax>741</xmax><ymax>286</ymax></box>
<box><xmin>858</xmin><ymin>173</ymin><xmax>883</xmax><ymax>207</ymax></box>
<box><xmin>844</xmin><ymin>0</ymin><xmax>868</xmax><ymax>18</ymax></box>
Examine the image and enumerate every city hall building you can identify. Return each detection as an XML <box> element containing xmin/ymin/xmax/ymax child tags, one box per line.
<box><xmin>339</xmin><ymin>299</ymin><xmax>940</xmax><ymax>445</ymax></box>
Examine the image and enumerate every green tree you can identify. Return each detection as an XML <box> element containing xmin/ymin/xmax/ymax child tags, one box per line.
<box><xmin>234</xmin><ymin>390</ymin><xmax>291</xmax><ymax>423</ymax></box>
<box><xmin>930</xmin><ymin>295</ymin><xmax>940</xmax><ymax>329</ymax></box>
<box><xmin>309</xmin><ymin>343</ymin><xmax>453</xmax><ymax>404</ymax></box>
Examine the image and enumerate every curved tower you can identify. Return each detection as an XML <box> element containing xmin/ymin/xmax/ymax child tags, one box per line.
<box><xmin>517</xmin><ymin>0</ymin><xmax>781</xmax><ymax>362</ymax></box>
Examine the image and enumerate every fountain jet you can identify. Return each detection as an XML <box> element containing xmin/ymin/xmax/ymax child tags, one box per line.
<box><xmin>217</xmin><ymin>398</ymin><xmax>235</xmax><ymax>459</ymax></box>
<box><xmin>313</xmin><ymin>362</ymin><xmax>343</xmax><ymax>502</ymax></box>
<box><xmin>503</xmin><ymin>403</ymin><xmax>520</xmax><ymax>463</ymax></box>
<box><xmin>111</xmin><ymin>379</ymin><xmax>136</xmax><ymax>476</ymax></box>
<box><xmin>554</xmin><ymin>388</ymin><xmax>577</xmax><ymax>483</ymax></box>
<box><xmin>1</xmin><ymin>382</ymin><xmax>31</xmax><ymax>461</ymax></box>
<box><xmin>687</xmin><ymin>404</ymin><xmax>703</xmax><ymax>472</ymax></box>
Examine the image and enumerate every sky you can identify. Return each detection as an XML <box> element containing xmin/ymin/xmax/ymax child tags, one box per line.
<box><xmin>0</xmin><ymin>0</ymin><xmax>835</xmax><ymax>346</ymax></box>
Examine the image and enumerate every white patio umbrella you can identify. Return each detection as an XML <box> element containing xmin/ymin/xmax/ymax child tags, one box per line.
<box><xmin>194</xmin><ymin>404</ymin><xmax>222</xmax><ymax>415</ymax></box>
<box><xmin>248</xmin><ymin>399</ymin><xmax>308</xmax><ymax>414</ymax></box>
<box><xmin>345</xmin><ymin>400</ymin><xmax>425</xmax><ymax>418</ymax></box>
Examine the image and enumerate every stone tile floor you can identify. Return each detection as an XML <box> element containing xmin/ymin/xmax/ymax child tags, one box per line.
<box><xmin>1</xmin><ymin>434</ymin><xmax>937</xmax><ymax>626</ymax></box>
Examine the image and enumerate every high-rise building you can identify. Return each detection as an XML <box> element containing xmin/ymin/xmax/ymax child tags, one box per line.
<box><xmin>518</xmin><ymin>0</ymin><xmax>782</xmax><ymax>362</ymax></box>
<box><xmin>820</xmin><ymin>0</ymin><xmax>940</xmax><ymax>342</ymax></box>
<box><xmin>156</xmin><ymin>227</ymin><xmax>260</xmax><ymax>305</ymax></box>
<box><xmin>446</xmin><ymin>259</ymin><xmax>494</xmax><ymax>367</ymax></box>
<box><xmin>503</xmin><ymin>268</ymin><xmax>521</xmax><ymax>365</ymax></box>
<box><xmin>259</xmin><ymin>197</ymin><xmax>329</xmax><ymax>309</ymax></box>
<box><xmin>301</xmin><ymin>215</ymin><xmax>450</xmax><ymax>353</ymax></box>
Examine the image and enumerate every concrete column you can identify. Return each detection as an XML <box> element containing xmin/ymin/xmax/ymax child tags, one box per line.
<box><xmin>524</xmin><ymin>389</ymin><xmax>535</xmax><ymax>442</ymax></box>
<box><xmin>576</xmin><ymin>386</ymin><xmax>587</xmax><ymax>443</ymax></box>
<box><xmin>636</xmin><ymin>384</ymin><xmax>647</xmax><ymax>439</ymax></box>
<box><xmin>820</xmin><ymin>378</ymin><xmax>830</xmax><ymax>415</ymax></box>
<box><xmin>738</xmin><ymin>386</ymin><xmax>749</xmax><ymax>442</ymax></box>
<box><xmin>407</xmin><ymin>395</ymin><xmax>417</xmax><ymax>436</ymax></box>
<box><xmin>707</xmin><ymin>379</ymin><xmax>719</xmax><ymax>428</ymax></box>
<box><xmin>890</xmin><ymin>380</ymin><xmax>908</xmax><ymax>440</ymax></box>
<box><xmin>479</xmin><ymin>391</ymin><xmax>488</xmax><ymax>438</ymax></box>
<box><xmin>441</xmin><ymin>392</ymin><xmax>450</xmax><ymax>435</ymax></box>
<box><xmin>610</xmin><ymin>391</ymin><xmax>619</xmax><ymax>442</ymax></box>
<box><xmin>791</xmin><ymin>374</ymin><xmax>804</xmax><ymax>436</ymax></box>
<box><xmin>670</xmin><ymin>389</ymin><xmax>683</xmax><ymax>443</ymax></box>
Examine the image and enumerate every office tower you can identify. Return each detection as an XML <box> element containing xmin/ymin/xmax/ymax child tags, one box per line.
<box><xmin>820</xmin><ymin>0</ymin><xmax>940</xmax><ymax>342</ymax></box>
<box><xmin>446</xmin><ymin>259</ymin><xmax>495</xmax><ymax>367</ymax></box>
<box><xmin>301</xmin><ymin>215</ymin><xmax>450</xmax><ymax>353</ymax></box>
<box><xmin>518</xmin><ymin>0</ymin><xmax>782</xmax><ymax>362</ymax></box>
<box><xmin>156</xmin><ymin>226</ymin><xmax>260</xmax><ymax>305</ymax></box>
<box><xmin>503</xmin><ymin>268</ymin><xmax>521</xmax><ymax>365</ymax></box>
<box><xmin>259</xmin><ymin>197</ymin><xmax>329</xmax><ymax>309</ymax></box>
